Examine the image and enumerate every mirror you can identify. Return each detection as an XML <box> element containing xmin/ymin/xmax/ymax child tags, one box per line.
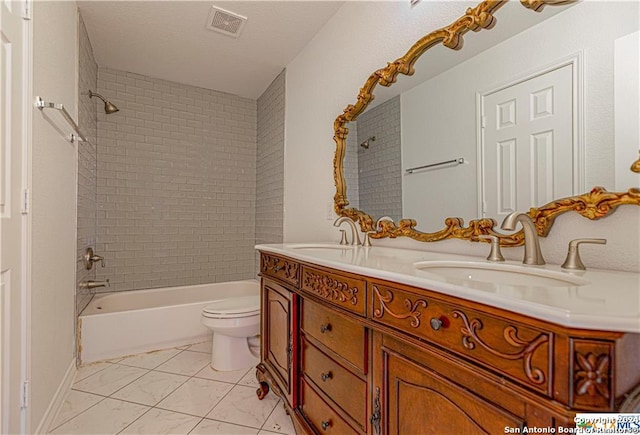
<box><xmin>334</xmin><ymin>0</ymin><xmax>640</xmax><ymax>246</ymax></box>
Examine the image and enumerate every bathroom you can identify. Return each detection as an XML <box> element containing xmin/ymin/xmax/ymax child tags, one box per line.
<box><xmin>2</xmin><ymin>0</ymin><xmax>639</xmax><ymax>433</ymax></box>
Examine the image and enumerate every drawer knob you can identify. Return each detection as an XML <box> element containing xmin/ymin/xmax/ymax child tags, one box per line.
<box><xmin>321</xmin><ymin>420</ymin><xmax>331</xmax><ymax>430</ymax></box>
<box><xmin>430</xmin><ymin>317</ymin><xmax>443</xmax><ymax>331</ymax></box>
<box><xmin>320</xmin><ymin>371</ymin><xmax>333</xmax><ymax>382</ymax></box>
<box><xmin>320</xmin><ymin>323</ymin><xmax>332</xmax><ymax>333</ymax></box>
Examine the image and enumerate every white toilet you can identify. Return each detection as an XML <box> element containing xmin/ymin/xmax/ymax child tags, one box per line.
<box><xmin>201</xmin><ymin>295</ymin><xmax>261</xmax><ymax>371</ymax></box>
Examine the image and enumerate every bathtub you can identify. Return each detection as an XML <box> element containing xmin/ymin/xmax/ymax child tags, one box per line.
<box><xmin>78</xmin><ymin>280</ymin><xmax>259</xmax><ymax>364</ymax></box>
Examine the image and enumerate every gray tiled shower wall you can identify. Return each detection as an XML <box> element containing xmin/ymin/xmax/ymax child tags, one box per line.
<box><xmin>356</xmin><ymin>95</ymin><xmax>402</xmax><ymax>222</ymax></box>
<box><xmin>344</xmin><ymin>122</ymin><xmax>359</xmax><ymax>210</ymax></box>
<box><xmin>255</xmin><ymin>71</ymin><xmax>285</xmax><ymax>271</ymax></box>
<box><xmin>76</xmin><ymin>14</ymin><xmax>98</xmax><ymax>314</ymax></box>
<box><xmin>94</xmin><ymin>68</ymin><xmax>258</xmax><ymax>292</ymax></box>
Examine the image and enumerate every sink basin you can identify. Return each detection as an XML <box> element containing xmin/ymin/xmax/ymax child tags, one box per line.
<box><xmin>414</xmin><ymin>261</ymin><xmax>589</xmax><ymax>288</ymax></box>
<box><xmin>287</xmin><ymin>243</ymin><xmax>354</xmax><ymax>251</ymax></box>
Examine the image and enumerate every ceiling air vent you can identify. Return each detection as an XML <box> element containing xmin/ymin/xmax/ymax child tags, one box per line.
<box><xmin>206</xmin><ymin>6</ymin><xmax>247</xmax><ymax>38</ymax></box>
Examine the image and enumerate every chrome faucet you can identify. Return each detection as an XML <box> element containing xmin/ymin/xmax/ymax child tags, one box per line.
<box><xmin>500</xmin><ymin>212</ymin><xmax>545</xmax><ymax>265</ymax></box>
<box><xmin>333</xmin><ymin>217</ymin><xmax>362</xmax><ymax>246</ymax></box>
<box><xmin>79</xmin><ymin>279</ymin><xmax>110</xmax><ymax>290</ymax></box>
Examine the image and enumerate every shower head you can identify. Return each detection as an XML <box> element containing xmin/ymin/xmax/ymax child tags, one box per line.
<box><xmin>89</xmin><ymin>90</ymin><xmax>119</xmax><ymax>114</ymax></box>
<box><xmin>360</xmin><ymin>136</ymin><xmax>375</xmax><ymax>149</ymax></box>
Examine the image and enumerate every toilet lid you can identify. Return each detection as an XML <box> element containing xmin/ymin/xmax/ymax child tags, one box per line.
<box><xmin>202</xmin><ymin>295</ymin><xmax>260</xmax><ymax>318</ymax></box>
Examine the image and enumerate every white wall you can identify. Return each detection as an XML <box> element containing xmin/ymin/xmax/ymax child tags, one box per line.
<box><xmin>284</xmin><ymin>1</ymin><xmax>468</xmax><ymax>242</ymax></box>
<box><xmin>31</xmin><ymin>1</ymin><xmax>78</xmax><ymax>429</ymax></box>
<box><xmin>284</xmin><ymin>1</ymin><xmax>640</xmax><ymax>272</ymax></box>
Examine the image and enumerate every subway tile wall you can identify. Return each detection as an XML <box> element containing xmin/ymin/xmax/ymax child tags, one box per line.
<box><xmin>343</xmin><ymin>122</ymin><xmax>359</xmax><ymax>209</ymax></box>
<box><xmin>95</xmin><ymin>68</ymin><xmax>257</xmax><ymax>292</ymax></box>
<box><xmin>255</xmin><ymin>70</ymin><xmax>285</xmax><ymax>272</ymax></box>
<box><xmin>356</xmin><ymin>96</ymin><xmax>402</xmax><ymax>222</ymax></box>
<box><xmin>77</xmin><ymin>13</ymin><xmax>98</xmax><ymax>314</ymax></box>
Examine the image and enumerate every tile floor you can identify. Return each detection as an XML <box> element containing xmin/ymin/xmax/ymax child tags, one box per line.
<box><xmin>48</xmin><ymin>341</ymin><xmax>295</xmax><ymax>434</ymax></box>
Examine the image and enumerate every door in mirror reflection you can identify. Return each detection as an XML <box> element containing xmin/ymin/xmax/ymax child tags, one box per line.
<box><xmin>481</xmin><ymin>63</ymin><xmax>575</xmax><ymax>222</ymax></box>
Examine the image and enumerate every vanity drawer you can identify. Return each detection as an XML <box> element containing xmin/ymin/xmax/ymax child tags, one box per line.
<box><xmin>370</xmin><ymin>282</ymin><xmax>552</xmax><ymax>396</ymax></box>
<box><xmin>300</xmin><ymin>266</ymin><xmax>366</xmax><ymax>316</ymax></box>
<box><xmin>301</xmin><ymin>338</ymin><xmax>366</xmax><ymax>428</ymax></box>
<box><xmin>260</xmin><ymin>253</ymin><xmax>300</xmax><ymax>287</ymax></box>
<box><xmin>302</xmin><ymin>299</ymin><xmax>366</xmax><ymax>373</ymax></box>
<box><xmin>300</xmin><ymin>379</ymin><xmax>361</xmax><ymax>435</ymax></box>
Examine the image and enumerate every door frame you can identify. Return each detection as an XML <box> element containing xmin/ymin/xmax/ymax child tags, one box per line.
<box><xmin>1</xmin><ymin>0</ymin><xmax>32</xmax><ymax>432</ymax></box>
<box><xmin>475</xmin><ymin>53</ymin><xmax>584</xmax><ymax>218</ymax></box>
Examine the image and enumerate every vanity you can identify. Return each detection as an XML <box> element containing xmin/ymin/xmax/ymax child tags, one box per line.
<box><xmin>255</xmin><ymin>244</ymin><xmax>640</xmax><ymax>434</ymax></box>
<box><xmin>255</xmin><ymin>0</ymin><xmax>640</xmax><ymax>432</ymax></box>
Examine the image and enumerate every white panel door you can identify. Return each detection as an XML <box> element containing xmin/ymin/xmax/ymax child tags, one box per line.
<box><xmin>0</xmin><ymin>1</ymin><xmax>28</xmax><ymax>433</ymax></box>
<box><xmin>481</xmin><ymin>64</ymin><xmax>574</xmax><ymax>221</ymax></box>
<box><xmin>614</xmin><ymin>31</ymin><xmax>640</xmax><ymax>190</ymax></box>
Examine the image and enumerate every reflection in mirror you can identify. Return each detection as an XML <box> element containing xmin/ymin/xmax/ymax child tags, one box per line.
<box><xmin>341</xmin><ymin>0</ymin><xmax>639</xmax><ymax>236</ymax></box>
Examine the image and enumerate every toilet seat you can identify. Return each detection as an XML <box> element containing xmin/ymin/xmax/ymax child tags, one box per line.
<box><xmin>202</xmin><ymin>295</ymin><xmax>260</xmax><ymax>319</ymax></box>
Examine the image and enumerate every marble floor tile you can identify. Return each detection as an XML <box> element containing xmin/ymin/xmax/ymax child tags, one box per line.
<box><xmin>186</xmin><ymin>340</ymin><xmax>213</xmax><ymax>354</ymax></box>
<box><xmin>48</xmin><ymin>390</ymin><xmax>104</xmax><ymax>431</ymax></box>
<box><xmin>262</xmin><ymin>402</ymin><xmax>295</xmax><ymax>435</ymax></box>
<box><xmin>195</xmin><ymin>366</ymin><xmax>250</xmax><ymax>384</ymax></box>
<box><xmin>190</xmin><ymin>418</ymin><xmax>259</xmax><ymax>435</ymax></box>
<box><xmin>50</xmin><ymin>398</ymin><xmax>149</xmax><ymax>435</ymax></box>
<box><xmin>117</xmin><ymin>348</ymin><xmax>182</xmax><ymax>369</ymax></box>
<box><xmin>238</xmin><ymin>368</ymin><xmax>260</xmax><ymax>388</ymax></box>
<box><xmin>155</xmin><ymin>350</ymin><xmax>210</xmax><ymax>376</ymax></box>
<box><xmin>73</xmin><ymin>364</ymin><xmax>148</xmax><ymax>396</ymax></box>
<box><xmin>111</xmin><ymin>370</ymin><xmax>190</xmax><ymax>406</ymax></box>
<box><xmin>156</xmin><ymin>377</ymin><xmax>233</xmax><ymax>417</ymax></box>
<box><xmin>119</xmin><ymin>408</ymin><xmax>202</xmax><ymax>434</ymax></box>
<box><xmin>207</xmin><ymin>385</ymin><xmax>279</xmax><ymax>429</ymax></box>
<box><xmin>74</xmin><ymin>361</ymin><xmax>112</xmax><ymax>382</ymax></box>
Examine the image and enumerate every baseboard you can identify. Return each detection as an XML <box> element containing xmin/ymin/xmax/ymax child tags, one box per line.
<box><xmin>34</xmin><ymin>357</ymin><xmax>76</xmax><ymax>434</ymax></box>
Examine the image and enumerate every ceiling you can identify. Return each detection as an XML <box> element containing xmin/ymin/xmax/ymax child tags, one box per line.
<box><xmin>78</xmin><ymin>1</ymin><xmax>345</xmax><ymax>100</ymax></box>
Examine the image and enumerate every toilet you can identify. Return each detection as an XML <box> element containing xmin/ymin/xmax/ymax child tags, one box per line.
<box><xmin>201</xmin><ymin>295</ymin><xmax>261</xmax><ymax>371</ymax></box>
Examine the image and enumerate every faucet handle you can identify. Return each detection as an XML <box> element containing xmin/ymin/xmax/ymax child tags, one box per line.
<box><xmin>339</xmin><ymin>230</ymin><xmax>348</xmax><ymax>245</ymax></box>
<box><xmin>477</xmin><ymin>235</ymin><xmax>505</xmax><ymax>262</ymax></box>
<box><xmin>90</xmin><ymin>254</ymin><xmax>105</xmax><ymax>267</ymax></box>
<box><xmin>561</xmin><ymin>238</ymin><xmax>607</xmax><ymax>271</ymax></box>
<box><xmin>83</xmin><ymin>247</ymin><xmax>106</xmax><ymax>270</ymax></box>
<box><xmin>363</xmin><ymin>231</ymin><xmax>375</xmax><ymax>248</ymax></box>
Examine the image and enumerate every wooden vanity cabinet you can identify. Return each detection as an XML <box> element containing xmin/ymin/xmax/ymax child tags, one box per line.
<box><xmin>257</xmin><ymin>277</ymin><xmax>298</xmax><ymax>406</ymax></box>
<box><xmin>373</xmin><ymin>333</ymin><xmax>529</xmax><ymax>434</ymax></box>
<box><xmin>257</xmin><ymin>252</ymin><xmax>640</xmax><ymax>435</ymax></box>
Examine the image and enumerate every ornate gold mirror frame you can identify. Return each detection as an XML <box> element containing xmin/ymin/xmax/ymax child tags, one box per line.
<box><xmin>333</xmin><ymin>0</ymin><xmax>640</xmax><ymax>247</ymax></box>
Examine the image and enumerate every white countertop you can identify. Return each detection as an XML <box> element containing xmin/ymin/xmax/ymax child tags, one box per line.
<box><xmin>256</xmin><ymin>243</ymin><xmax>640</xmax><ymax>333</ymax></box>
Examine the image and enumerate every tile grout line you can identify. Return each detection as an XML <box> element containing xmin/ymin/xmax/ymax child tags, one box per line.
<box><xmin>47</xmin><ymin>393</ymin><xmax>108</xmax><ymax>433</ymax></box>
<box><xmin>51</xmin><ymin>347</ymin><xmax>189</xmax><ymax>433</ymax></box>
<box><xmin>51</xmin><ymin>342</ymin><xmax>290</xmax><ymax>434</ymax></box>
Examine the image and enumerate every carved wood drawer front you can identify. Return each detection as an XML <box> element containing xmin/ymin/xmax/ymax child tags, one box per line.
<box><xmin>301</xmin><ymin>266</ymin><xmax>366</xmax><ymax>316</ymax></box>
<box><xmin>301</xmin><ymin>337</ymin><xmax>367</xmax><ymax>430</ymax></box>
<box><xmin>302</xmin><ymin>299</ymin><xmax>366</xmax><ymax>373</ymax></box>
<box><xmin>261</xmin><ymin>254</ymin><xmax>300</xmax><ymax>287</ymax></box>
<box><xmin>300</xmin><ymin>379</ymin><xmax>361</xmax><ymax>435</ymax></box>
<box><xmin>371</xmin><ymin>283</ymin><xmax>552</xmax><ymax>395</ymax></box>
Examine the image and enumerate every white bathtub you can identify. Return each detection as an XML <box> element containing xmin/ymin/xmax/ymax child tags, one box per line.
<box><xmin>78</xmin><ymin>280</ymin><xmax>260</xmax><ymax>364</ymax></box>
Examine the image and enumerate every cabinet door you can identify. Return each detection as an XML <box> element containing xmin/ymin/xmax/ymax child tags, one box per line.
<box><xmin>261</xmin><ymin>278</ymin><xmax>297</xmax><ymax>406</ymax></box>
<box><xmin>373</xmin><ymin>334</ymin><xmax>525</xmax><ymax>435</ymax></box>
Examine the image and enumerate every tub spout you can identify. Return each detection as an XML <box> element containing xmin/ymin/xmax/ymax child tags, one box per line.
<box><xmin>80</xmin><ymin>279</ymin><xmax>110</xmax><ymax>290</ymax></box>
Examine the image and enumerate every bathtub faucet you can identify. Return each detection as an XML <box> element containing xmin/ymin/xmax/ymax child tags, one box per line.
<box><xmin>79</xmin><ymin>279</ymin><xmax>110</xmax><ymax>290</ymax></box>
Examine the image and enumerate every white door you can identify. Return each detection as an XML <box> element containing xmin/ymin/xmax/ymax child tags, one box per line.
<box><xmin>1</xmin><ymin>0</ymin><xmax>29</xmax><ymax>433</ymax></box>
<box><xmin>481</xmin><ymin>64</ymin><xmax>574</xmax><ymax>221</ymax></box>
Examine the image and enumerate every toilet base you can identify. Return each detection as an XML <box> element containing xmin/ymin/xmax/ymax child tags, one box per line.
<box><xmin>211</xmin><ymin>333</ymin><xmax>260</xmax><ymax>371</ymax></box>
